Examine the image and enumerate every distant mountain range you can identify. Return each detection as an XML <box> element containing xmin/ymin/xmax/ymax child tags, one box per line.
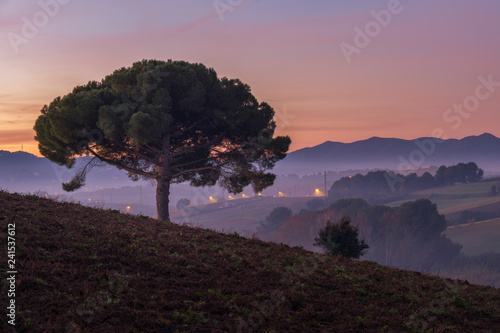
<box><xmin>274</xmin><ymin>133</ymin><xmax>500</xmax><ymax>175</ymax></box>
<box><xmin>1</xmin><ymin>133</ymin><xmax>499</xmax><ymax>196</ymax></box>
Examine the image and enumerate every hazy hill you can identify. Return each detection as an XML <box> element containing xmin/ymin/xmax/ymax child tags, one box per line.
<box><xmin>1</xmin><ymin>190</ymin><xmax>499</xmax><ymax>332</ymax></box>
<box><xmin>276</xmin><ymin>133</ymin><xmax>500</xmax><ymax>175</ymax></box>
<box><xmin>3</xmin><ymin>133</ymin><xmax>500</xmax><ymax>193</ymax></box>
<box><xmin>2</xmin><ymin>133</ymin><xmax>499</xmax><ymax>198</ymax></box>
<box><xmin>0</xmin><ymin>151</ymin><xmax>136</xmax><ymax>193</ymax></box>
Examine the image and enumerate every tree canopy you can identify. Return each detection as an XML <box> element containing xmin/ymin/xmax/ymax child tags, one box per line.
<box><xmin>258</xmin><ymin>206</ymin><xmax>292</xmax><ymax>235</ymax></box>
<box><xmin>34</xmin><ymin>59</ymin><xmax>291</xmax><ymax>220</ymax></box>
<box><xmin>435</xmin><ymin>162</ymin><xmax>483</xmax><ymax>185</ymax></box>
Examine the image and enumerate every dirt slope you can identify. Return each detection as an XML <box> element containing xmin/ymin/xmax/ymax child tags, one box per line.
<box><xmin>0</xmin><ymin>191</ymin><xmax>499</xmax><ymax>332</ymax></box>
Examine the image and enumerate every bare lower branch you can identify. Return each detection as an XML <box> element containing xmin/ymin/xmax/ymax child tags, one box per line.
<box><xmin>170</xmin><ymin>117</ymin><xmax>209</xmax><ymax>138</ymax></box>
<box><xmin>113</xmin><ymin>141</ymin><xmax>159</xmax><ymax>166</ymax></box>
<box><xmin>86</xmin><ymin>146</ymin><xmax>156</xmax><ymax>179</ymax></box>
<box><xmin>171</xmin><ymin>160</ymin><xmax>233</xmax><ymax>179</ymax></box>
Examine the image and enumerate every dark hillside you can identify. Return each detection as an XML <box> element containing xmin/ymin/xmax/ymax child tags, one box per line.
<box><xmin>1</xmin><ymin>191</ymin><xmax>499</xmax><ymax>332</ymax></box>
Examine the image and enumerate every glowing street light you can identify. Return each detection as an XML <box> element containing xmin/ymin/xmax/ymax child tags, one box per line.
<box><xmin>126</xmin><ymin>205</ymin><xmax>131</xmax><ymax>212</ymax></box>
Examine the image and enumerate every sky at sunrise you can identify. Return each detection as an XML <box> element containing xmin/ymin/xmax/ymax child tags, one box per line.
<box><xmin>1</xmin><ymin>0</ymin><xmax>500</xmax><ymax>156</ymax></box>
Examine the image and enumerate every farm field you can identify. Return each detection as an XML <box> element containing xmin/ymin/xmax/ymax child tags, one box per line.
<box><xmin>387</xmin><ymin>180</ymin><xmax>500</xmax><ymax>215</ymax></box>
<box><xmin>414</xmin><ymin>180</ymin><xmax>499</xmax><ymax>196</ymax></box>
<box><xmin>445</xmin><ymin>218</ymin><xmax>500</xmax><ymax>256</ymax></box>
<box><xmin>432</xmin><ymin>196</ymin><xmax>500</xmax><ymax>215</ymax></box>
<box><xmin>385</xmin><ymin>196</ymin><xmax>500</xmax><ymax>213</ymax></box>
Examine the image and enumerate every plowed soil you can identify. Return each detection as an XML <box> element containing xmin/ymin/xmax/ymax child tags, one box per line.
<box><xmin>1</xmin><ymin>191</ymin><xmax>499</xmax><ymax>332</ymax></box>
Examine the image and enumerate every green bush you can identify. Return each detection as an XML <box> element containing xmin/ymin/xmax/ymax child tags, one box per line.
<box><xmin>314</xmin><ymin>216</ymin><xmax>369</xmax><ymax>259</ymax></box>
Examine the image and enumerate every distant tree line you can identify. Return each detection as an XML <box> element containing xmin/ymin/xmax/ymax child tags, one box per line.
<box><xmin>260</xmin><ymin>196</ymin><xmax>500</xmax><ymax>287</ymax></box>
<box><xmin>258</xmin><ymin>198</ymin><xmax>328</xmax><ymax>238</ymax></box>
<box><xmin>328</xmin><ymin>162</ymin><xmax>484</xmax><ymax>203</ymax></box>
<box><xmin>272</xmin><ymin>198</ymin><xmax>462</xmax><ymax>272</ymax></box>
<box><xmin>435</xmin><ymin>162</ymin><xmax>484</xmax><ymax>185</ymax></box>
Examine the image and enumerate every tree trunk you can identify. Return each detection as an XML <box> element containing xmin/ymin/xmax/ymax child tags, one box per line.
<box><xmin>157</xmin><ymin>133</ymin><xmax>171</xmax><ymax>221</ymax></box>
<box><xmin>156</xmin><ymin>176</ymin><xmax>171</xmax><ymax>221</ymax></box>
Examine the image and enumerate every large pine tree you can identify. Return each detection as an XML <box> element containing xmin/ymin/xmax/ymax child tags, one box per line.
<box><xmin>34</xmin><ymin>60</ymin><xmax>291</xmax><ymax>220</ymax></box>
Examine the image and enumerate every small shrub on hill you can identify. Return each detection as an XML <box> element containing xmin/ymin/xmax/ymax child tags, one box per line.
<box><xmin>314</xmin><ymin>216</ymin><xmax>369</xmax><ymax>259</ymax></box>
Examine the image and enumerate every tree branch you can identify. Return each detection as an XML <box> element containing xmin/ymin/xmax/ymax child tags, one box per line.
<box><xmin>144</xmin><ymin>143</ymin><xmax>161</xmax><ymax>154</ymax></box>
<box><xmin>171</xmin><ymin>157</ymin><xmax>211</xmax><ymax>170</ymax></box>
<box><xmin>170</xmin><ymin>117</ymin><xmax>210</xmax><ymax>138</ymax></box>
<box><xmin>112</xmin><ymin>141</ymin><xmax>159</xmax><ymax>166</ymax></box>
<box><xmin>85</xmin><ymin>146</ymin><xmax>156</xmax><ymax>179</ymax></box>
<box><xmin>170</xmin><ymin>132</ymin><xmax>228</xmax><ymax>158</ymax></box>
<box><xmin>171</xmin><ymin>160</ymin><xmax>234</xmax><ymax>179</ymax></box>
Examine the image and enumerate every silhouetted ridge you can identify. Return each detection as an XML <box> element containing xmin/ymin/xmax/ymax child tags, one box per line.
<box><xmin>277</xmin><ymin>133</ymin><xmax>500</xmax><ymax>174</ymax></box>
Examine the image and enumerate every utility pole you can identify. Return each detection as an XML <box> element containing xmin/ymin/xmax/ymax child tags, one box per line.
<box><xmin>324</xmin><ymin>171</ymin><xmax>327</xmax><ymax>197</ymax></box>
